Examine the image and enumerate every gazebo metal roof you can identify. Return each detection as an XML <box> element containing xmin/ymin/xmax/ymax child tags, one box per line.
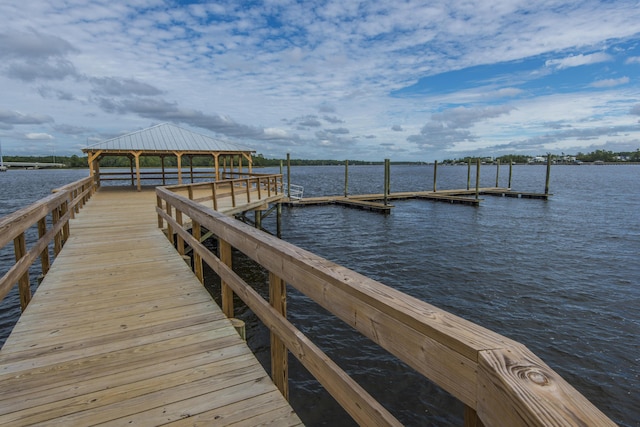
<box><xmin>83</xmin><ymin>123</ymin><xmax>255</xmax><ymax>154</ymax></box>
<box><xmin>83</xmin><ymin>123</ymin><xmax>256</xmax><ymax>190</ymax></box>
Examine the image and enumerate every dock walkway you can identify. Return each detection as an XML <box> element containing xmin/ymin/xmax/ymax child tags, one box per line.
<box><xmin>0</xmin><ymin>187</ymin><xmax>301</xmax><ymax>425</ymax></box>
<box><xmin>282</xmin><ymin>187</ymin><xmax>550</xmax><ymax>212</ymax></box>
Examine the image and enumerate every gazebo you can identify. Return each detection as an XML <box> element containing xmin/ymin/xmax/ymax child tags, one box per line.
<box><xmin>83</xmin><ymin>123</ymin><xmax>255</xmax><ymax>190</ymax></box>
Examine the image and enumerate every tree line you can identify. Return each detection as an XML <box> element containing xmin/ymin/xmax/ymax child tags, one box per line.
<box><xmin>5</xmin><ymin>148</ymin><xmax>639</xmax><ymax>168</ymax></box>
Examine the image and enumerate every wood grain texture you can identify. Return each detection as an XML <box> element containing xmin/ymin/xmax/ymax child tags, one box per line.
<box><xmin>0</xmin><ymin>187</ymin><xmax>301</xmax><ymax>426</ymax></box>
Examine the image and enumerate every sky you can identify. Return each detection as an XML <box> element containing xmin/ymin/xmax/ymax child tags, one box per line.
<box><xmin>1</xmin><ymin>0</ymin><xmax>640</xmax><ymax>162</ymax></box>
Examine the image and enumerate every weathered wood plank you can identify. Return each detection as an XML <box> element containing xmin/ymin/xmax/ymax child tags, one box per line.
<box><xmin>0</xmin><ymin>187</ymin><xmax>301</xmax><ymax>426</ymax></box>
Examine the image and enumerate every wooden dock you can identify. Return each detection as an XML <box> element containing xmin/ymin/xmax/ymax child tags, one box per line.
<box><xmin>0</xmin><ymin>172</ymin><xmax>615</xmax><ymax>427</ymax></box>
<box><xmin>282</xmin><ymin>187</ymin><xmax>550</xmax><ymax>212</ymax></box>
<box><xmin>0</xmin><ymin>187</ymin><xmax>301</xmax><ymax>425</ymax></box>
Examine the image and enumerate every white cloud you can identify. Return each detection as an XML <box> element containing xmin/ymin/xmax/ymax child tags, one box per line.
<box><xmin>545</xmin><ymin>53</ymin><xmax>613</xmax><ymax>70</ymax></box>
<box><xmin>1</xmin><ymin>1</ymin><xmax>640</xmax><ymax>160</ymax></box>
<box><xmin>25</xmin><ymin>132</ymin><xmax>53</xmax><ymax>140</ymax></box>
<box><xmin>590</xmin><ymin>76</ymin><xmax>630</xmax><ymax>88</ymax></box>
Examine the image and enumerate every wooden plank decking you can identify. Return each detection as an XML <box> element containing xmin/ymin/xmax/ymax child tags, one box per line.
<box><xmin>0</xmin><ymin>187</ymin><xmax>301</xmax><ymax>426</ymax></box>
<box><xmin>283</xmin><ymin>187</ymin><xmax>550</xmax><ymax>211</ymax></box>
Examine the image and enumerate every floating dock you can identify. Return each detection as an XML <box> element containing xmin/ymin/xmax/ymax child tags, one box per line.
<box><xmin>282</xmin><ymin>187</ymin><xmax>550</xmax><ymax>212</ymax></box>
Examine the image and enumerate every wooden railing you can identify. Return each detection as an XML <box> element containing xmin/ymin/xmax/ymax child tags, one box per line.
<box><xmin>156</xmin><ymin>185</ymin><xmax>615</xmax><ymax>427</ymax></box>
<box><xmin>164</xmin><ymin>173</ymin><xmax>283</xmax><ymax>214</ymax></box>
<box><xmin>97</xmin><ymin>169</ymin><xmax>217</xmax><ymax>186</ymax></box>
<box><xmin>0</xmin><ymin>176</ymin><xmax>96</xmax><ymax>310</ymax></box>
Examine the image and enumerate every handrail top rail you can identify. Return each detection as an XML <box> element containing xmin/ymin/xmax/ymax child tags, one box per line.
<box><xmin>0</xmin><ymin>191</ymin><xmax>70</xmax><ymax>248</ymax></box>
<box><xmin>51</xmin><ymin>176</ymin><xmax>95</xmax><ymax>193</ymax></box>
<box><xmin>163</xmin><ymin>173</ymin><xmax>282</xmax><ymax>191</ymax></box>
<box><xmin>1</xmin><ymin>175</ymin><xmax>93</xmax><ymax>249</ymax></box>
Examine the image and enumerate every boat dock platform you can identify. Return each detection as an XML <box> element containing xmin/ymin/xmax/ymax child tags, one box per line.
<box><xmin>282</xmin><ymin>187</ymin><xmax>550</xmax><ymax>212</ymax></box>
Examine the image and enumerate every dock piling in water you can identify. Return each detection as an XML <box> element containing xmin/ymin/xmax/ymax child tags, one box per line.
<box><xmin>545</xmin><ymin>153</ymin><xmax>552</xmax><ymax>195</ymax></box>
<box><xmin>384</xmin><ymin>158</ymin><xmax>390</xmax><ymax>206</ymax></box>
<box><xmin>475</xmin><ymin>158</ymin><xmax>481</xmax><ymax>200</ymax></box>
<box><xmin>508</xmin><ymin>159</ymin><xmax>513</xmax><ymax>189</ymax></box>
<box><xmin>344</xmin><ymin>160</ymin><xmax>349</xmax><ymax>197</ymax></box>
<box><xmin>433</xmin><ymin>160</ymin><xmax>438</xmax><ymax>192</ymax></box>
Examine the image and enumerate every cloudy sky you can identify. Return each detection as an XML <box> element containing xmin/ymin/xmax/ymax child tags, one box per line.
<box><xmin>1</xmin><ymin>0</ymin><xmax>640</xmax><ymax>162</ymax></box>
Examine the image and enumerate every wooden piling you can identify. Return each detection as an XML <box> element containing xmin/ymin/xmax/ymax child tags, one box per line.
<box><xmin>475</xmin><ymin>159</ymin><xmax>481</xmax><ymax>201</ymax></box>
<box><xmin>231</xmin><ymin>318</ymin><xmax>246</xmax><ymax>340</ymax></box>
<box><xmin>495</xmin><ymin>159</ymin><xmax>500</xmax><ymax>187</ymax></box>
<box><xmin>433</xmin><ymin>160</ymin><xmax>438</xmax><ymax>192</ymax></box>
<box><xmin>467</xmin><ymin>159</ymin><xmax>471</xmax><ymax>190</ymax></box>
<box><xmin>508</xmin><ymin>159</ymin><xmax>513</xmax><ymax>189</ymax></box>
<box><xmin>545</xmin><ymin>153</ymin><xmax>552</xmax><ymax>195</ymax></box>
<box><xmin>344</xmin><ymin>160</ymin><xmax>349</xmax><ymax>197</ymax></box>
<box><xmin>384</xmin><ymin>159</ymin><xmax>390</xmax><ymax>206</ymax></box>
<box><xmin>255</xmin><ymin>209</ymin><xmax>262</xmax><ymax>230</ymax></box>
<box><xmin>286</xmin><ymin>153</ymin><xmax>291</xmax><ymax>199</ymax></box>
<box><xmin>277</xmin><ymin>202</ymin><xmax>282</xmax><ymax>238</ymax></box>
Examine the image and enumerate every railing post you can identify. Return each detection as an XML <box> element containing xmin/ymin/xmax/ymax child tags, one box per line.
<box><xmin>230</xmin><ymin>181</ymin><xmax>236</xmax><ymax>207</ymax></box>
<box><xmin>166</xmin><ymin>202</ymin><xmax>174</xmax><ymax>246</ymax></box>
<box><xmin>74</xmin><ymin>188</ymin><xmax>80</xmax><ymax>213</ymax></box>
<box><xmin>61</xmin><ymin>200</ymin><xmax>70</xmax><ymax>245</ymax></box>
<box><xmin>38</xmin><ymin>217</ymin><xmax>51</xmax><ymax>276</ymax></box>
<box><xmin>270</xmin><ymin>271</ymin><xmax>289</xmax><ymax>399</ymax></box>
<box><xmin>245</xmin><ymin>178</ymin><xmax>251</xmax><ymax>203</ymax></box>
<box><xmin>156</xmin><ymin>195</ymin><xmax>164</xmax><ymax>229</ymax></box>
<box><xmin>192</xmin><ymin>220</ymin><xmax>204</xmax><ymax>283</ymax></box>
<box><xmin>219</xmin><ymin>238</ymin><xmax>234</xmax><ymax>317</ymax></box>
<box><xmin>52</xmin><ymin>205</ymin><xmax>63</xmax><ymax>256</ymax></box>
<box><xmin>13</xmin><ymin>233</ymin><xmax>31</xmax><ymax>311</ymax></box>
<box><xmin>212</xmin><ymin>182</ymin><xmax>218</xmax><ymax>211</ymax></box>
<box><xmin>464</xmin><ymin>405</ymin><xmax>485</xmax><ymax>427</ymax></box>
<box><xmin>175</xmin><ymin>209</ymin><xmax>184</xmax><ymax>256</ymax></box>
<box><xmin>187</xmin><ymin>186</ymin><xmax>194</xmax><ymax>200</ymax></box>
<box><xmin>257</xmin><ymin>177</ymin><xmax>262</xmax><ymax>200</ymax></box>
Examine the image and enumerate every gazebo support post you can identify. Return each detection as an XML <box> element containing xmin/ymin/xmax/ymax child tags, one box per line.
<box><xmin>175</xmin><ymin>152</ymin><xmax>183</xmax><ymax>185</ymax></box>
<box><xmin>133</xmin><ymin>151</ymin><xmax>142</xmax><ymax>191</ymax></box>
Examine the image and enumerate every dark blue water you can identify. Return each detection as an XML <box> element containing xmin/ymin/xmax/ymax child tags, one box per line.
<box><xmin>1</xmin><ymin>165</ymin><xmax>638</xmax><ymax>426</ymax></box>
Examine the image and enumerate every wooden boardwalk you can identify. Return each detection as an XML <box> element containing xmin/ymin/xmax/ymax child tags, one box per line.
<box><xmin>0</xmin><ymin>187</ymin><xmax>301</xmax><ymax>426</ymax></box>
